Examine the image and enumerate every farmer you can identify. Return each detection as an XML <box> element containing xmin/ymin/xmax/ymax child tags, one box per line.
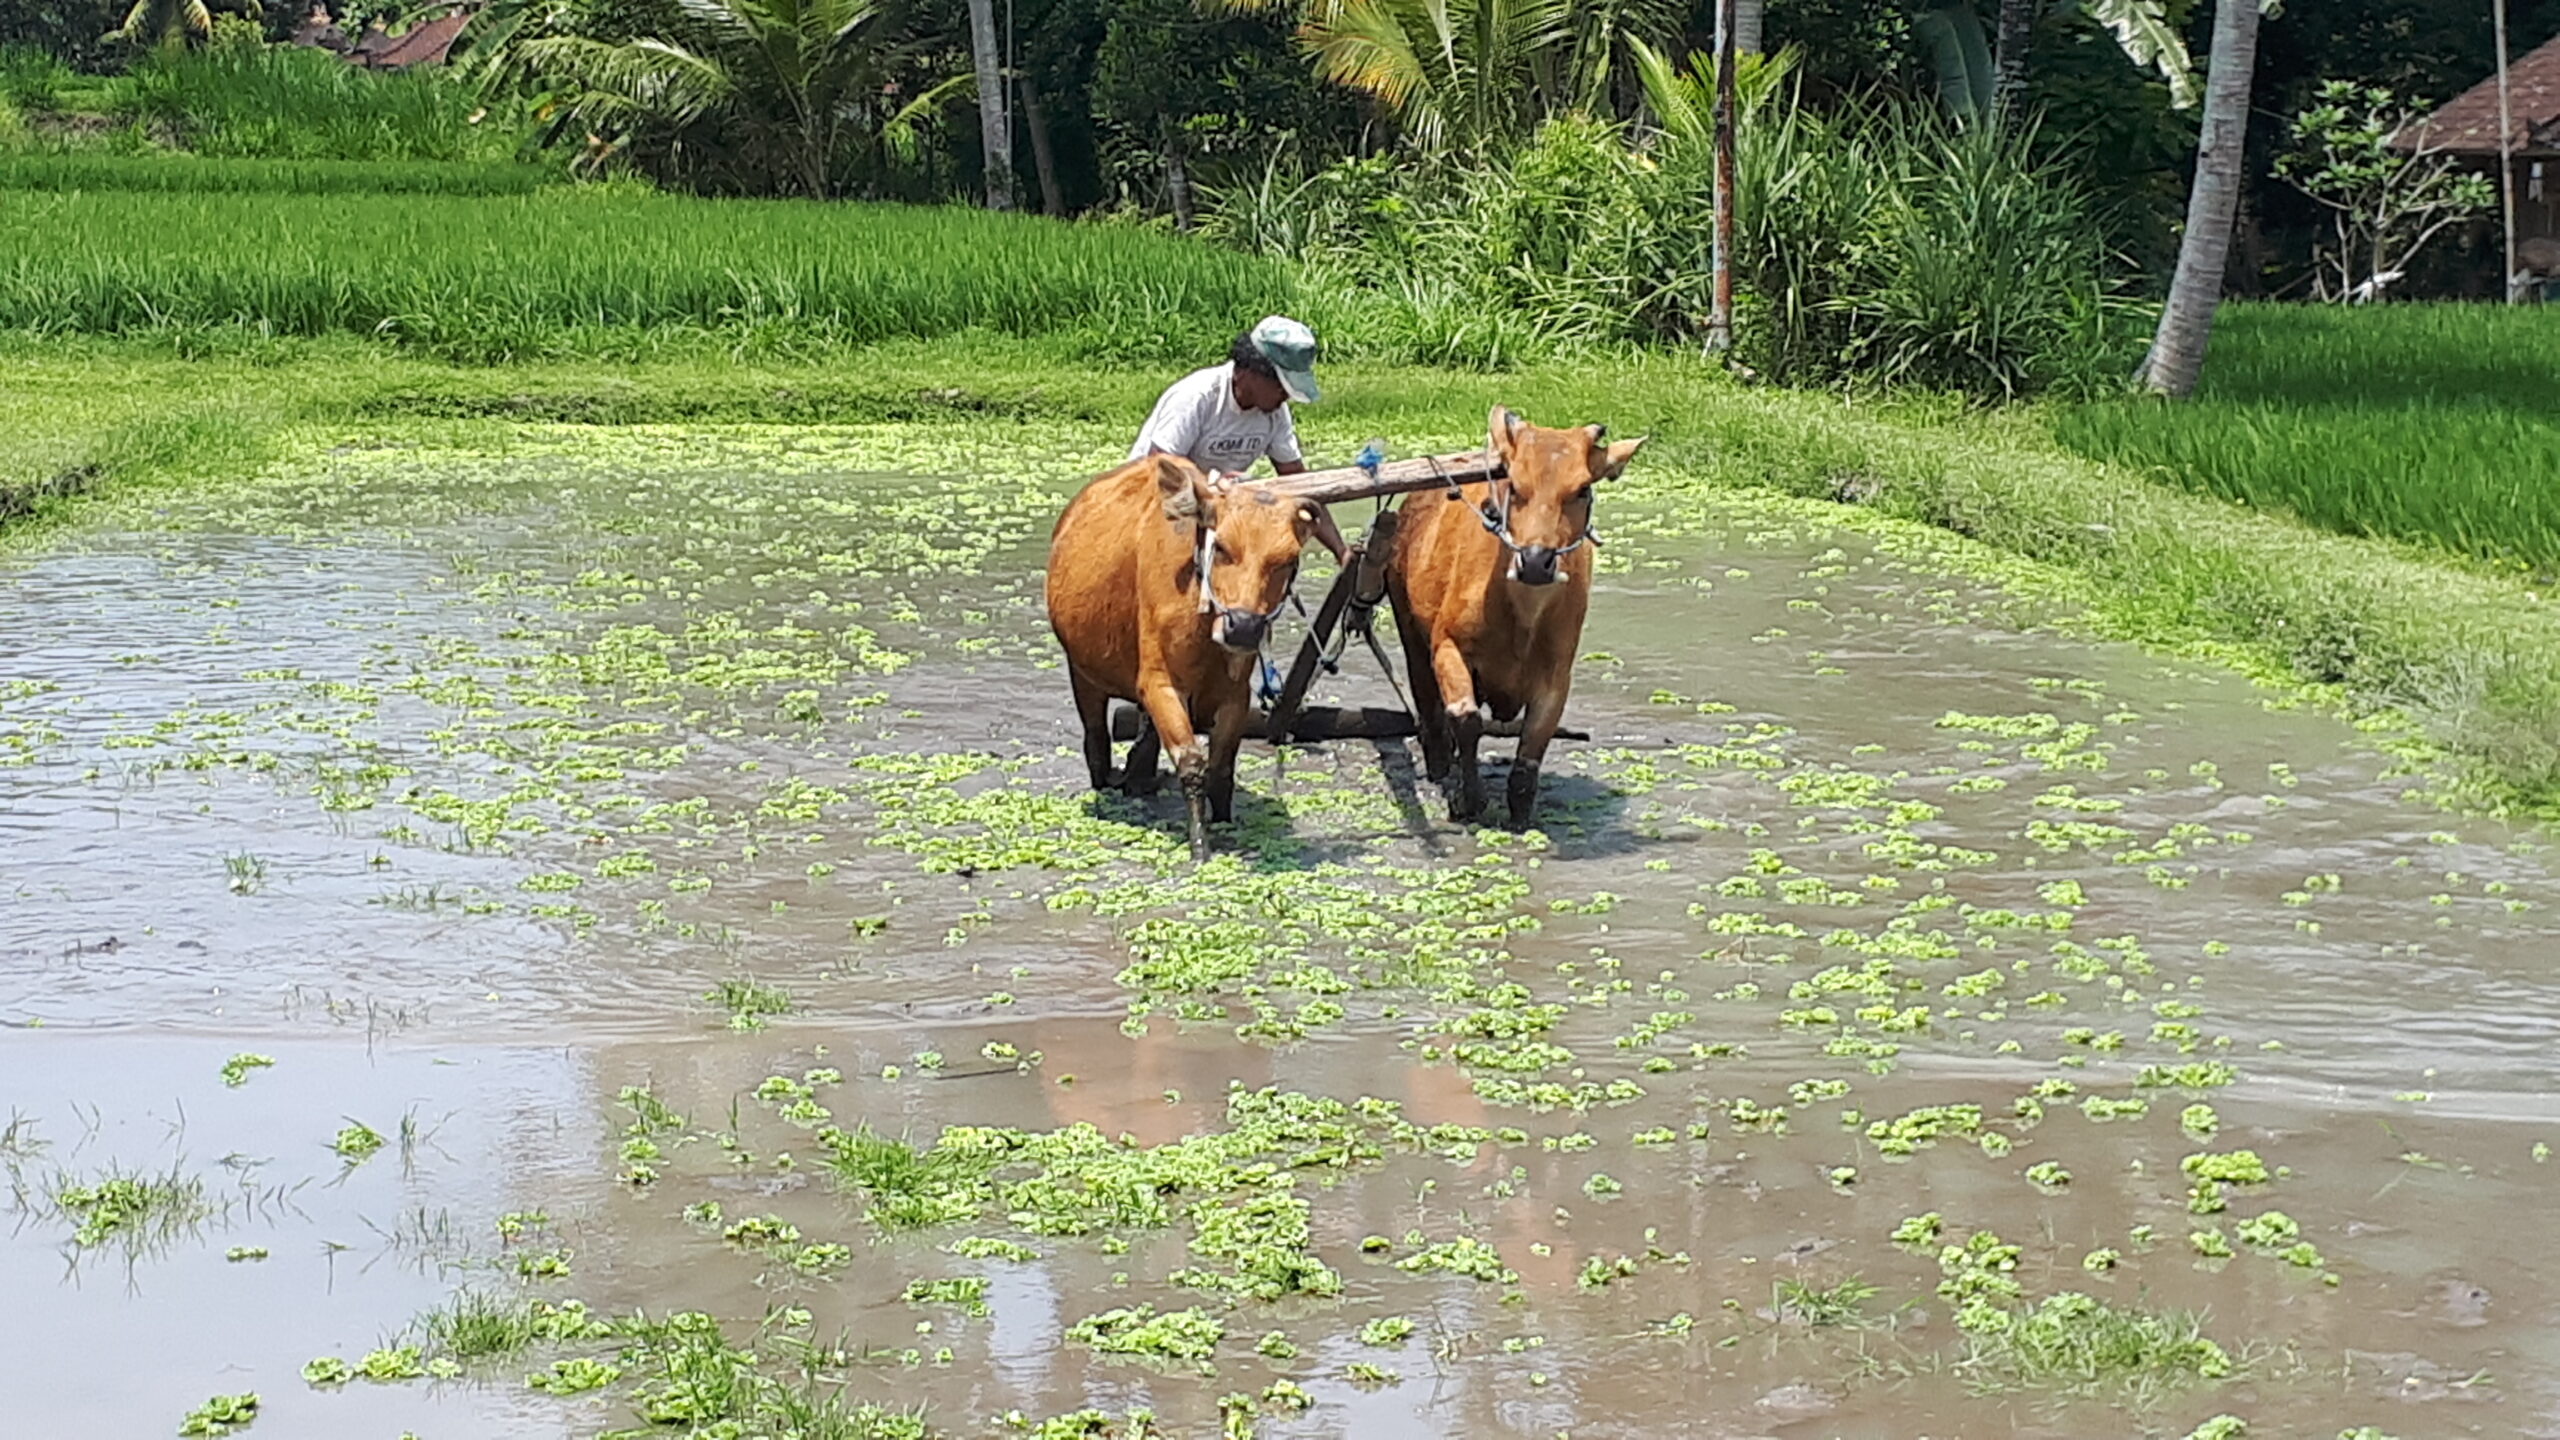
<box><xmin>1128</xmin><ymin>315</ymin><xmax>1350</xmax><ymax>563</ymax></box>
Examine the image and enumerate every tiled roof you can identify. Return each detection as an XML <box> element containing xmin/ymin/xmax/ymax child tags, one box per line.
<box><xmin>2397</xmin><ymin>30</ymin><xmax>2560</xmax><ymax>155</ymax></box>
<box><xmin>362</xmin><ymin>10</ymin><xmax>471</xmax><ymax>69</ymax></box>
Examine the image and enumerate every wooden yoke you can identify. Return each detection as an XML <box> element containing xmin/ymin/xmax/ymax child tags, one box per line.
<box><xmin>1264</xmin><ymin>450</ymin><xmax>1505</xmax><ymax>506</ymax></box>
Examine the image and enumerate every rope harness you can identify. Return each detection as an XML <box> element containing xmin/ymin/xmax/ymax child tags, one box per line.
<box><xmin>1192</xmin><ymin>520</ymin><xmax>1301</xmax><ymax>631</ymax></box>
<box><xmin>1191</xmin><ymin>476</ymin><xmax>1303</xmax><ymax>691</ymax></box>
<box><xmin>1461</xmin><ymin>442</ymin><xmax>1603</xmax><ymax>561</ymax></box>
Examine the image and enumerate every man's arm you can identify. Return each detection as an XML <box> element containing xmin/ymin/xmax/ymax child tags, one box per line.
<box><xmin>1133</xmin><ymin>384</ymin><xmax>1204</xmax><ymax>463</ymax></box>
<box><xmin>1266</xmin><ymin>411</ymin><xmax>1347</xmax><ymax>563</ymax></box>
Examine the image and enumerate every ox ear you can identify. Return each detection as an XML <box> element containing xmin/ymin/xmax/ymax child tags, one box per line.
<box><xmin>1153</xmin><ymin>455</ymin><xmax>1211</xmax><ymax>524</ymax></box>
<box><xmin>1488</xmin><ymin>405</ymin><xmax>1525</xmax><ymax>460</ymax></box>
<box><xmin>1594</xmin><ymin>434</ymin><xmax>1648</xmax><ymax>481</ymax></box>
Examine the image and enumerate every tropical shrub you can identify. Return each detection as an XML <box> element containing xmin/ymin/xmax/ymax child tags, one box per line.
<box><xmin>1208</xmin><ymin>95</ymin><xmax>2139</xmax><ymax>396</ymax></box>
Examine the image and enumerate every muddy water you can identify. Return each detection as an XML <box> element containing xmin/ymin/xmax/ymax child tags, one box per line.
<box><xmin>5</xmin><ymin>423</ymin><xmax>2557</xmax><ymax>1439</ymax></box>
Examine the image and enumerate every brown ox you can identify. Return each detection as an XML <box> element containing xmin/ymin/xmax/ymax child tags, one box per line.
<box><xmin>1046</xmin><ymin>454</ymin><xmax>1318</xmax><ymax>858</ymax></box>
<box><xmin>1387</xmin><ymin>407</ymin><xmax>1645</xmax><ymax>827</ymax></box>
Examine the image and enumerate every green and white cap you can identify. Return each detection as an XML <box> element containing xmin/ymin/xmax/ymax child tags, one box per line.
<box><xmin>1251</xmin><ymin>314</ymin><xmax>1321</xmax><ymax>404</ymax></box>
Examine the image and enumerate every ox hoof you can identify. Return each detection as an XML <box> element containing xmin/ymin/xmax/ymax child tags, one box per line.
<box><xmin>1506</xmin><ymin>766</ymin><xmax>1541</xmax><ymax>829</ymax></box>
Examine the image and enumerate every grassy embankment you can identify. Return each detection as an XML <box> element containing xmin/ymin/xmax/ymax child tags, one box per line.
<box><xmin>5</xmin><ymin>160</ymin><xmax>2556</xmax><ymax>814</ymax></box>
<box><xmin>2060</xmin><ymin>304</ymin><xmax>2560</xmax><ymax>574</ymax></box>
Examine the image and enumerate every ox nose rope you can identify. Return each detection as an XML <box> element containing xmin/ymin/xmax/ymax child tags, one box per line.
<box><xmin>1193</xmin><ymin>509</ymin><xmax>1301</xmax><ymax>647</ymax></box>
<box><xmin>1477</xmin><ymin>472</ymin><xmax>1600</xmax><ymax>560</ymax></box>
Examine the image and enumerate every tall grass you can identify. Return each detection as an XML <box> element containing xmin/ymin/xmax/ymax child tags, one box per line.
<box><xmin>2056</xmin><ymin>303</ymin><xmax>2560</xmax><ymax>572</ymax></box>
<box><xmin>0</xmin><ymin>44</ymin><xmax>72</xmax><ymax>110</ymax></box>
<box><xmin>1732</xmin><ymin>104</ymin><xmax>2143</xmax><ymax>399</ymax></box>
<box><xmin>0</xmin><ymin>153</ymin><xmax>551</xmax><ymax>195</ymax></box>
<box><xmin>0</xmin><ymin>186</ymin><xmax>1295</xmax><ymax>362</ymax></box>
<box><xmin>1207</xmin><ymin>105</ymin><xmax>2139</xmax><ymax>397</ymax></box>
<box><xmin>118</xmin><ymin>44</ymin><xmax>519</xmax><ymax>163</ymax></box>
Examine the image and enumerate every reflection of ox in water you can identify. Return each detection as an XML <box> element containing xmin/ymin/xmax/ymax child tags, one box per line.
<box><xmin>1388</xmin><ymin>407</ymin><xmax>1645</xmax><ymax>828</ymax></box>
<box><xmin>1046</xmin><ymin>454</ymin><xmax>1319</xmax><ymax>858</ymax></box>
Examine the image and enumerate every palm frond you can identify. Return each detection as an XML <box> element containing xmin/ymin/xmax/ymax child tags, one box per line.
<box><xmin>879</xmin><ymin>69</ymin><xmax>971</xmax><ymax>165</ymax></box>
<box><xmin>513</xmin><ymin>34</ymin><xmax>736</xmax><ymax>130</ymax></box>
<box><xmin>1306</xmin><ymin>1</ymin><xmax>1439</xmax><ymax>145</ymax></box>
<box><xmin>1630</xmin><ymin>37</ymin><xmax>1704</xmax><ymax>147</ymax></box>
<box><xmin>2085</xmin><ymin>0</ymin><xmax>2196</xmax><ymax>109</ymax></box>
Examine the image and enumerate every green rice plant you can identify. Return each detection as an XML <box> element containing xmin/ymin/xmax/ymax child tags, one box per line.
<box><xmin>416</xmin><ymin>1291</ymin><xmax>607</xmax><ymax>1362</ymax></box>
<box><xmin>118</xmin><ymin>43</ymin><xmax>520</xmax><ymax>163</ymax></box>
<box><xmin>1955</xmin><ymin>1291</ymin><xmax>2233</xmax><ymax>1400</ymax></box>
<box><xmin>816</xmin><ymin>1123</ymin><xmax>994</xmax><ymax>1229</ymax></box>
<box><xmin>0</xmin><ymin>187</ymin><xmax>1290</xmax><ymax>363</ymax></box>
<box><xmin>2056</xmin><ymin>302</ymin><xmax>2560</xmax><ymax>573</ymax></box>
<box><xmin>1773</xmin><ymin>1274</ymin><xmax>1879</xmax><ymax>1327</ymax></box>
<box><xmin>0</xmin><ymin>45</ymin><xmax>72</xmax><ymax>110</ymax></box>
<box><xmin>223</xmin><ymin>850</ymin><xmax>266</xmax><ymax>894</ymax></box>
<box><xmin>54</xmin><ymin>1164</ymin><xmax>211</xmax><ymax>1250</ymax></box>
<box><xmin>613</xmin><ymin>1310</ymin><xmax>926</xmax><ymax>1438</ymax></box>
<box><xmin>0</xmin><ymin>153</ymin><xmax>553</xmax><ymax>196</ymax></box>
<box><xmin>706</xmin><ymin>975</ymin><xmax>792</xmax><ymax>1029</ymax></box>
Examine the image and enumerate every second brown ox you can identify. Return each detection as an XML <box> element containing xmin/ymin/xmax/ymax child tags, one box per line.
<box><xmin>1046</xmin><ymin>454</ymin><xmax>1320</xmax><ymax>858</ymax></box>
<box><xmin>1387</xmin><ymin>407</ymin><xmax>1645</xmax><ymax>828</ymax></box>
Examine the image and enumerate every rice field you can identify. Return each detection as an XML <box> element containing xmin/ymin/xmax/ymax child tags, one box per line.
<box><xmin>115</xmin><ymin>42</ymin><xmax>517</xmax><ymax>163</ymax></box>
<box><xmin>2056</xmin><ymin>303</ymin><xmax>2560</xmax><ymax>574</ymax></box>
<box><xmin>0</xmin><ymin>184</ymin><xmax>1293</xmax><ymax>362</ymax></box>
<box><xmin>0</xmin><ymin>152</ymin><xmax>552</xmax><ymax>196</ymax></box>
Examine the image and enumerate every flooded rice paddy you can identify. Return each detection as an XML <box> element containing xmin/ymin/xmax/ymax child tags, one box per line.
<box><xmin>4</xmin><ymin>421</ymin><xmax>2556</xmax><ymax>1439</ymax></box>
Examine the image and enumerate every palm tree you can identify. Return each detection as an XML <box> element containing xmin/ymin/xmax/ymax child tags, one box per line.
<box><xmin>1629</xmin><ymin>37</ymin><xmax>1795</xmax><ymax>145</ymax></box>
<box><xmin>1207</xmin><ymin>0</ymin><xmax>1676</xmax><ymax>157</ymax></box>
<box><xmin>1928</xmin><ymin>1</ymin><xmax>2198</xmax><ymax>124</ymax></box>
<box><xmin>2136</xmin><ymin>0</ymin><xmax>2264</xmax><ymax>396</ymax></box>
<box><xmin>964</xmin><ymin>0</ymin><xmax>1014</xmax><ymax>209</ymax></box>
<box><xmin>112</xmin><ymin>0</ymin><xmax>216</xmax><ymax>46</ymax></box>
<box><xmin>510</xmin><ymin>0</ymin><xmax>908</xmax><ymax>199</ymax></box>
<box><xmin>1727</xmin><ymin>0</ymin><xmax>1761</xmax><ymax>56</ymax></box>
<box><xmin>1291</xmin><ymin>0</ymin><xmax>1569</xmax><ymax>156</ymax></box>
<box><xmin>1994</xmin><ymin>0</ymin><xmax>2032</xmax><ymax>112</ymax></box>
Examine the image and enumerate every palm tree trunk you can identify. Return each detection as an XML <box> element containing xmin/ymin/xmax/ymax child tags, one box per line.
<box><xmin>965</xmin><ymin>0</ymin><xmax>1015</xmax><ymax>210</ymax></box>
<box><xmin>1164</xmin><ymin>138</ymin><xmax>1196</xmax><ymax>230</ymax></box>
<box><xmin>2137</xmin><ymin>0</ymin><xmax>2261</xmax><ymax>398</ymax></box>
<box><xmin>1730</xmin><ymin>0</ymin><xmax>1762</xmax><ymax>54</ymax></box>
<box><xmin>1994</xmin><ymin>0</ymin><xmax>2032</xmax><ymax>114</ymax></box>
<box><xmin>1020</xmin><ymin>74</ymin><xmax>1065</xmax><ymax>216</ymax></box>
<box><xmin>1707</xmin><ymin>0</ymin><xmax>1737</xmax><ymax>353</ymax></box>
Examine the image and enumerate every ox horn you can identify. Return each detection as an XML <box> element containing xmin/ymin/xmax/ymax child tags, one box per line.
<box><xmin>1596</xmin><ymin>434</ymin><xmax>1649</xmax><ymax>480</ymax></box>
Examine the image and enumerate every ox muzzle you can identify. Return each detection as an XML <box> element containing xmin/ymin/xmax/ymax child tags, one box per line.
<box><xmin>1195</xmin><ymin>523</ymin><xmax>1293</xmax><ymax>655</ymax></box>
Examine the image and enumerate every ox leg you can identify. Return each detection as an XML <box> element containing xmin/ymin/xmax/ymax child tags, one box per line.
<box><xmin>1449</xmin><ymin>708</ymin><xmax>1487</xmax><ymax>822</ymax></box>
<box><xmin>1398</xmin><ymin>618</ymin><xmax>1453</xmax><ymax>784</ymax></box>
<box><xmin>1205</xmin><ymin>695</ymin><xmax>1250</xmax><ymax>825</ymax></box>
<box><xmin>1429</xmin><ymin>641</ymin><xmax>1487</xmax><ymax>823</ymax></box>
<box><xmin>1506</xmin><ymin>689</ymin><xmax>1570</xmax><ymax>830</ymax></box>
<box><xmin>1140</xmin><ymin>682</ymin><xmax>1212</xmax><ymax>861</ymax></box>
<box><xmin>1124</xmin><ymin>716</ymin><xmax>1164</xmax><ymax>796</ymax></box>
<box><xmin>1071</xmin><ymin>674</ymin><xmax>1114</xmax><ymax>791</ymax></box>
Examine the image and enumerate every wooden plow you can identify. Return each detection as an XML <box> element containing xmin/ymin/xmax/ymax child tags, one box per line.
<box><xmin>1098</xmin><ymin>447</ymin><xmax>1584</xmax><ymax>747</ymax></box>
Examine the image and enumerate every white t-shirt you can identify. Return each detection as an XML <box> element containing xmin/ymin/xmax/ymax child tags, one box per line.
<box><xmin>1126</xmin><ymin>362</ymin><xmax>1301</xmax><ymax>475</ymax></box>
